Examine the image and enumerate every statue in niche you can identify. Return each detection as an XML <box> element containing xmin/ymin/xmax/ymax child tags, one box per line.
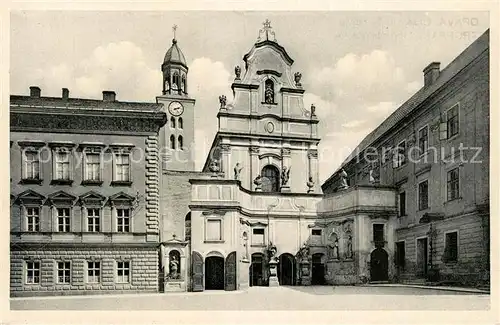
<box><xmin>219</xmin><ymin>95</ymin><xmax>227</xmax><ymax>109</ymax></box>
<box><xmin>235</xmin><ymin>66</ymin><xmax>241</xmax><ymax>80</ymax></box>
<box><xmin>234</xmin><ymin>163</ymin><xmax>243</xmax><ymax>180</ymax></box>
<box><xmin>169</xmin><ymin>255</ymin><xmax>180</xmax><ymax>279</ymax></box>
<box><xmin>346</xmin><ymin>234</ymin><xmax>353</xmax><ymax>259</ymax></box>
<box><xmin>339</xmin><ymin>168</ymin><xmax>348</xmax><ymax>190</ymax></box>
<box><xmin>265</xmin><ymin>82</ymin><xmax>274</xmax><ymax>104</ymax></box>
<box><xmin>328</xmin><ymin>233</ymin><xmax>339</xmax><ymax>260</ymax></box>
<box><xmin>306</xmin><ymin>176</ymin><xmax>315</xmax><ymax>193</ymax></box>
<box><xmin>294</xmin><ymin>72</ymin><xmax>302</xmax><ymax>87</ymax></box>
<box><xmin>281</xmin><ymin>166</ymin><xmax>291</xmax><ymax>186</ymax></box>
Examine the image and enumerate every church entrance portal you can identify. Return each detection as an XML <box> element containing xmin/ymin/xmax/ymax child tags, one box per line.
<box><xmin>311</xmin><ymin>253</ymin><xmax>325</xmax><ymax>285</ymax></box>
<box><xmin>250</xmin><ymin>253</ymin><xmax>266</xmax><ymax>286</ymax></box>
<box><xmin>370</xmin><ymin>248</ymin><xmax>389</xmax><ymax>281</ymax></box>
<box><xmin>278</xmin><ymin>253</ymin><xmax>295</xmax><ymax>285</ymax></box>
<box><xmin>205</xmin><ymin>256</ymin><xmax>224</xmax><ymax>290</ymax></box>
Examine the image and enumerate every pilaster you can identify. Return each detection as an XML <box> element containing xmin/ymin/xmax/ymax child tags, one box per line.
<box><xmin>145</xmin><ymin>135</ymin><xmax>160</xmax><ymax>242</ymax></box>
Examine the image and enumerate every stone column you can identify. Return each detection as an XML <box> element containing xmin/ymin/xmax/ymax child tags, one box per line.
<box><xmin>281</xmin><ymin>147</ymin><xmax>291</xmax><ymax>192</ymax></box>
<box><xmin>307</xmin><ymin>148</ymin><xmax>319</xmax><ymax>192</ymax></box>
<box><xmin>220</xmin><ymin>144</ymin><xmax>231</xmax><ymax>178</ymax></box>
<box><xmin>249</xmin><ymin>146</ymin><xmax>260</xmax><ymax>190</ymax></box>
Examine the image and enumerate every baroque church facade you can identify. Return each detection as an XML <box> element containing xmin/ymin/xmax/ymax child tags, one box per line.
<box><xmin>9</xmin><ymin>21</ymin><xmax>489</xmax><ymax>296</ymax></box>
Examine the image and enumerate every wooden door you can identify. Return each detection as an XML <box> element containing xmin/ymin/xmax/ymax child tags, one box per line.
<box><xmin>225</xmin><ymin>251</ymin><xmax>237</xmax><ymax>291</ymax></box>
<box><xmin>191</xmin><ymin>251</ymin><xmax>204</xmax><ymax>292</ymax></box>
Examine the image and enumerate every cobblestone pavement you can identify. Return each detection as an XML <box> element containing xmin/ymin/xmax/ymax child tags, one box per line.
<box><xmin>10</xmin><ymin>286</ymin><xmax>490</xmax><ymax>310</ymax></box>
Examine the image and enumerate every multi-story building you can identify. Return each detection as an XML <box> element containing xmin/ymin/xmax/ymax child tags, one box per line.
<box><xmin>322</xmin><ymin>29</ymin><xmax>490</xmax><ymax>286</ymax></box>
<box><xmin>10</xmin><ymin>87</ymin><xmax>167</xmax><ymax>296</ymax></box>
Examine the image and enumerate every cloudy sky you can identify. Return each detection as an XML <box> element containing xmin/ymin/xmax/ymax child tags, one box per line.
<box><xmin>10</xmin><ymin>11</ymin><xmax>489</xmax><ymax>182</ymax></box>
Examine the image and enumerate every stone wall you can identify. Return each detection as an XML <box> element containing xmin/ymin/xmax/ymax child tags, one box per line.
<box><xmin>10</xmin><ymin>246</ymin><xmax>158</xmax><ymax>297</ymax></box>
<box><xmin>325</xmin><ymin>259</ymin><xmax>358</xmax><ymax>285</ymax></box>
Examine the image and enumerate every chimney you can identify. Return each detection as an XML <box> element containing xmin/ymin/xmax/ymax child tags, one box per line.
<box><xmin>30</xmin><ymin>86</ymin><xmax>41</xmax><ymax>98</ymax></box>
<box><xmin>423</xmin><ymin>62</ymin><xmax>440</xmax><ymax>87</ymax></box>
<box><xmin>102</xmin><ymin>90</ymin><xmax>116</xmax><ymax>102</ymax></box>
<box><xmin>62</xmin><ymin>88</ymin><xmax>69</xmax><ymax>100</ymax></box>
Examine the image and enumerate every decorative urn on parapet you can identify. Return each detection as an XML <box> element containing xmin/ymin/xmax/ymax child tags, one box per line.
<box><xmin>209</xmin><ymin>159</ymin><xmax>220</xmax><ymax>173</ymax></box>
<box><xmin>294</xmin><ymin>72</ymin><xmax>302</xmax><ymax>87</ymax></box>
<box><xmin>219</xmin><ymin>95</ymin><xmax>227</xmax><ymax>109</ymax></box>
<box><xmin>306</xmin><ymin>176</ymin><xmax>315</xmax><ymax>193</ymax></box>
<box><xmin>235</xmin><ymin>65</ymin><xmax>241</xmax><ymax>80</ymax></box>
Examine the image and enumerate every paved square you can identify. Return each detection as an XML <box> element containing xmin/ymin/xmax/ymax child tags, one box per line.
<box><xmin>10</xmin><ymin>286</ymin><xmax>490</xmax><ymax>311</ymax></box>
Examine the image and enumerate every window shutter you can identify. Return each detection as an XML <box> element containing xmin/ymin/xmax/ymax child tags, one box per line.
<box><xmin>439</xmin><ymin>122</ymin><xmax>448</xmax><ymax>140</ymax></box>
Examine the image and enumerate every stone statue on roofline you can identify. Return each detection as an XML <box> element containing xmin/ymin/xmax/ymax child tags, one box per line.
<box><xmin>339</xmin><ymin>168</ymin><xmax>348</xmax><ymax>190</ymax></box>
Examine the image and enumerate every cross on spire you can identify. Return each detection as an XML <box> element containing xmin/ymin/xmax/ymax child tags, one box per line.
<box><xmin>172</xmin><ymin>24</ymin><xmax>178</xmax><ymax>40</ymax></box>
<box><xmin>258</xmin><ymin>19</ymin><xmax>276</xmax><ymax>42</ymax></box>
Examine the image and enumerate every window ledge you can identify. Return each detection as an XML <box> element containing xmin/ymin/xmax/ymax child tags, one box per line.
<box><xmin>250</xmin><ymin>244</ymin><xmax>266</xmax><ymax>248</ymax></box>
<box><xmin>50</xmin><ymin>179</ymin><xmax>73</xmax><ymax>186</ymax></box>
<box><xmin>111</xmin><ymin>181</ymin><xmax>132</xmax><ymax>187</ymax></box>
<box><xmin>418</xmin><ymin>207</ymin><xmax>430</xmax><ymax>212</ymax></box>
<box><xmin>261</xmin><ymin>102</ymin><xmax>278</xmax><ymax>106</ymax></box>
<box><xmin>204</xmin><ymin>240</ymin><xmax>225</xmax><ymax>244</ymax></box>
<box><xmin>20</xmin><ymin>178</ymin><xmax>43</xmax><ymax>185</ymax></box>
<box><xmin>444</xmin><ymin>197</ymin><xmax>462</xmax><ymax>205</ymax></box>
<box><xmin>82</xmin><ymin>180</ymin><xmax>103</xmax><ymax>186</ymax></box>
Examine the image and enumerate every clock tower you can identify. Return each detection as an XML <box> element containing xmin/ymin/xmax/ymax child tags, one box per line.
<box><xmin>157</xmin><ymin>26</ymin><xmax>196</xmax><ymax>171</ymax></box>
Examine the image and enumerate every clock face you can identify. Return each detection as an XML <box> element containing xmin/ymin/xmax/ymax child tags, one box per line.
<box><xmin>168</xmin><ymin>101</ymin><xmax>184</xmax><ymax>116</ymax></box>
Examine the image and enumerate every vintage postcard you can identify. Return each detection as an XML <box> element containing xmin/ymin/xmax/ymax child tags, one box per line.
<box><xmin>2</xmin><ymin>3</ymin><xmax>498</xmax><ymax>325</ymax></box>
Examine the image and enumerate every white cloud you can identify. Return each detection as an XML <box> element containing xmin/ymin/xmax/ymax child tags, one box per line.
<box><xmin>341</xmin><ymin>120</ymin><xmax>365</xmax><ymax>129</ymax></box>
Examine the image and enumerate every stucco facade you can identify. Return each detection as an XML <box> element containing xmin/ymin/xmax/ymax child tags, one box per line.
<box><xmin>9</xmin><ymin>88</ymin><xmax>166</xmax><ymax>296</ymax></box>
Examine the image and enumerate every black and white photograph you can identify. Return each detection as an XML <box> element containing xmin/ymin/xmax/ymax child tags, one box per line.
<box><xmin>3</xmin><ymin>5</ymin><xmax>498</xmax><ymax>323</ymax></box>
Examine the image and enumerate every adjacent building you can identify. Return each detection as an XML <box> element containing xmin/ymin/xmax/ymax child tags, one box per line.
<box><xmin>322</xmin><ymin>29</ymin><xmax>490</xmax><ymax>286</ymax></box>
<box><xmin>10</xmin><ymin>88</ymin><xmax>167</xmax><ymax>296</ymax></box>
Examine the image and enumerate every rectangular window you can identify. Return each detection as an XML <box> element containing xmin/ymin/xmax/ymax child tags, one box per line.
<box><xmin>398</xmin><ymin>192</ymin><xmax>406</xmax><ymax>217</ymax></box>
<box><xmin>252</xmin><ymin>228</ymin><xmax>265</xmax><ymax>246</ymax></box>
<box><xmin>26</xmin><ymin>207</ymin><xmax>40</xmax><ymax>232</ymax></box>
<box><xmin>57</xmin><ymin>261</ymin><xmax>71</xmax><ymax>284</ymax></box>
<box><xmin>312</xmin><ymin>229</ymin><xmax>322</xmax><ymax>236</ymax></box>
<box><xmin>87</xmin><ymin>208</ymin><xmax>100</xmax><ymax>232</ymax></box>
<box><xmin>116</xmin><ymin>261</ymin><xmax>130</xmax><ymax>283</ymax></box>
<box><xmin>206</xmin><ymin>219</ymin><xmax>222</xmax><ymax>241</ymax></box>
<box><xmin>116</xmin><ymin>208</ymin><xmax>130</xmax><ymax>233</ymax></box>
<box><xmin>418</xmin><ymin>126</ymin><xmax>429</xmax><ymax>154</ymax></box>
<box><xmin>395</xmin><ymin>241</ymin><xmax>406</xmax><ymax>269</ymax></box>
<box><xmin>114</xmin><ymin>154</ymin><xmax>130</xmax><ymax>182</ymax></box>
<box><xmin>447</xmin><ymin>104</ymin><xmax>459</xmax><ymax>138</ymax></box>
<box><xmin>54</xmin><ymin>151</ymin><xmax>70</xmax><ymax>180</ymax></box>
<box><xmin>87</xmin><ymin>261</ymin><xmax>101</xmax><ymax>283</ymax></box>
<box><xmin>444</xmin><ymin>232</ymin><xmax>458</xmax><ymax>262</ymax></box>
<box><xmin>373</xmin><ymin>224</ymin><xmax>385</xmax><ymax>244</ymax></box>
<box><xmin>24</xmin><ymin>151</ymin><xmax>41</xmax><ymax>180</ymax></box>
<box><xmin>418</xmin><ymin>180</ymin><xmax>429</xmax><ymax>210</ymax></box>
<box><xmin>25</xmin><ymin>261</ymin><xmax>40</xmax><ymax>284</ymax></box>
<box><xmin>57</xmin><ymin>208</ymin><xmax>71</xmax><ymax>232</ymax></box>
<box><xmin>447</xmin><ymin>168</ymin><xmax>460</xmax><ymax>201</ymax></box>
<box><xmin>85</xmin><ymin>153</ymin><xmax>101</xmax><ymax>181</ymax></box>
<box><xmin>393</xmin><ymin>140</ymin><xmax>406</xmax><ymax>168</ymax></box>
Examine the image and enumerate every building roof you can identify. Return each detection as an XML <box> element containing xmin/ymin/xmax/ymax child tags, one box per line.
<box><xmin>10</xmin><ymin>95</ymin><xmax>163</xmax><ymax>112</ymax></box>
<box><xmin>322</xmin><ymin>29</ymin><xmax>490</xmax><ymax>187</ymax></box>
<box><xmin>163</xmin><ymin>39</ymin><xmax>187</xmax><ymax>68</ymax></box>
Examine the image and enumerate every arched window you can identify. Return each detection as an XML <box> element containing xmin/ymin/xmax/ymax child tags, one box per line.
<box><xmin>170</xmin><ymin>117</ymin><xmax>176</xmax><ymax>129</ymax></box>
<box><xmin>178</xmin><ymin>117</ymin><xmax>183</xmax><ymax>129</ymax></box>
<box><xmin>164</xmin><ymin>78</ymin><xmax>170</xmax><ymax>93</ymax></box>
<box><xmin>169</xmin><ymin>135</ymin><xmax>176</xmax><ymax>150</ymax></box>
<box><xmin>264</xmin><ymin>79</ymin><xmax>275</xmax><ymax>104</ymax></box>
<box><xmin>178</xmin><ymin>135</ymin><xmax>184</xmax><ymax>150</ymax></box>
<box><xmin>181</xmin><ymin>75</ymin><xmax>186</xmax><ymax>93</ymax></box>
<box><xmin>172</xmin><ymin>72</ymin><xmax>180</xmax><ymax>91</ymax></box>
<box><xmin>261</xmin><ymin>165</ymin><xmax>280</xmax><ymax>192</ymax></box>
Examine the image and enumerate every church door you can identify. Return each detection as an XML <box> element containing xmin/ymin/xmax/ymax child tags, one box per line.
<box><xmin>191</xmin><ymin>251</ymin><xmax>204</xmax><ymax>292</ymax></box>
<box><xmin>205</xmin><ymin>256</ymin><xmax>225</xmax><ymax>290</ymax></box>
<box><xmin>225</xmin><ymin>251</ymin><xmax>237</xmax><ymax>291</ymax></box>
<box><xmin>311</xmin><ymin>253</ymin><xmax>325</xmax><ymax>285</ymax></box>
<box><xmin>278</xmin><ymin>253</ymin><xmax>295</xmax><ymax>285</ymax></box>
<box><xmin>370</xmin><ymin>248</ymin><xmax>389</xmax><ymax>281</ymax></box>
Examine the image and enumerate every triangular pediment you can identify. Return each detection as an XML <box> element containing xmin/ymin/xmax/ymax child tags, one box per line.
<box><xmin>79</xmin><ymin>191</ymin><xmax>106</xmax><ymax>202</ymax></box>
<box><xmin>109</xmin><ymin>191</ymin><xmax>135</xmax><ymax>202</ymax></box>
<box><xmin>48</xmin><ymin>190</ymin><xmax>77</xmax><ymax>202</ymax></box>
<box><xmin>16</xmin><ymin>189</ymin><xmax>46</xmax><ymax>203</ymax></box>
